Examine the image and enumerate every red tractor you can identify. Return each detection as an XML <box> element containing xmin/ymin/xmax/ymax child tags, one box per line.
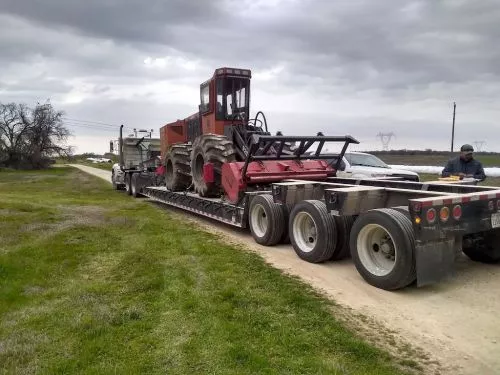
<box><xmin>160</xmin><ymin>67</ymin><xmax>357</xmax><ymax>203</ymax></box>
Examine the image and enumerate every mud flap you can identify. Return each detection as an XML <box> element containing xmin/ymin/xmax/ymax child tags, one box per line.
<box><xmin>415</xmin><ymin>237</ymin><xmax>459</xmax><ymax>287</ymax></box>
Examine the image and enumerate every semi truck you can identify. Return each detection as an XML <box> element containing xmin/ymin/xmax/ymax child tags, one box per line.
<box><xmin>112</xmin><ymin>67</ymin><xmax>500</xmax><ymax>291</ymax></box>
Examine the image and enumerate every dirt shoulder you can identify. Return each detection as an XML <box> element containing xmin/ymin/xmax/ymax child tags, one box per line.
<box><xmin>70</xmin><ymin>164</ymin><xmax>500</xmax><ymax>375</ymax></box>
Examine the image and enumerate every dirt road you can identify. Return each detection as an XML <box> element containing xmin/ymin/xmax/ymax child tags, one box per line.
<box><xmin>70</xmin><ymin>164</ymin><xmax>500</xmax><ymax>375</ymax></box>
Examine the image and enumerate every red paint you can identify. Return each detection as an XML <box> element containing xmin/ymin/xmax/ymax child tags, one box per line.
<box><xmin>421</xmin><ymin>201</ymin><xmax>433</xmax><ymax>208</ymax></box>
<box><xmin>203</xmin><ymin>163</ymin><xmax>215</xmax><ymax>184</ymax></box>
<box><xmin>155</xmin><ymin>165</ymin><xmax>166</xmax><ymax>176</ymax></box>
<box><xmin>443</xmin><ymin>198</ymin><xmax>452</xmax><ymax>205</ymax></box>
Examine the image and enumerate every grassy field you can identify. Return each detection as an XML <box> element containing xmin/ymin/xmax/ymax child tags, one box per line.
<box><xmin>371</xmin><ymin>153</ymin><xmax>500</xmax><ymax>168</ymax></box>
<box><xmin>0</xmin><ymin>167</ymin><xmax>410</xmax><ymax>375</ymax></box>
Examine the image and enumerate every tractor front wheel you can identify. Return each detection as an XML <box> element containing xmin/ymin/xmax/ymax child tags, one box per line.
<box><xmin>165</xmin><ymin>144</ymin><xmax>192</xmax><ymax>191</ymax></box>
<box><xmin>190</xmin><ymin>134</ymin><xmax>236</xmax><ymax>197</ymax></box>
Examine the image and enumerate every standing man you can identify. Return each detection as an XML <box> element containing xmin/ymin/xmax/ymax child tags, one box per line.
<box><xmin>441</xmin><ymin>144</ymin><xmax>486</xmax><ymax>181</ymax></box>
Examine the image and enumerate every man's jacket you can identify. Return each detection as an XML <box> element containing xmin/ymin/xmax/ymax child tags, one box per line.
<box><xmin>441</xmin><ymin>157</ymin><xmax>486</xmax><ymax>181</ymax></box>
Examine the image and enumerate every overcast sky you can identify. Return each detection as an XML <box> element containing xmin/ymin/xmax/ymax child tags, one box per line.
<box><xmin>1</xmin><ymin>0</ymin><xmax>499</xmax><ymax>154</ymax></box>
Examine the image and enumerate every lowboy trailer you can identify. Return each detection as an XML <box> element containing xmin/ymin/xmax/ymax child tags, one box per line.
<box><xmin>126</xmin><ymin>134</ymin><xmax>500</xmax><ymax>291</ymax></box>
<box><xmin>115</xmin><ymin>66</ymin><xmax>500</xmax><ymax>291</ymax></box>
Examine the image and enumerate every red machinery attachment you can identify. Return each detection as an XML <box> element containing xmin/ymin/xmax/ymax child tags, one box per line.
<box><xmin>220</xmin><ymin>134</ymin><xmax>359</xmax><ymax>203</ymax></box>
<box><xmin>222</xmin><ymin>159</ymin><xmax>336</xmax><ymax>203</ymax></box>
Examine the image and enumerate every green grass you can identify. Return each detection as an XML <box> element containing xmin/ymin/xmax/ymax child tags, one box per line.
<box><xmin>0</xmin><ymin>167</ymin><xmax>409</xmax><ymax>375</ymax></box>
<box><xmin>373</xmin><ymin>153</ymin><xmax>500</xmax><ymax>168</ymax></box>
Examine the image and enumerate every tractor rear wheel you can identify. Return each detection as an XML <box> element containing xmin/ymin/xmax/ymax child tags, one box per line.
<box><xmin>165</xmin><ymin>144</ymin><xmax>192</xmax><ymax>191</ymax></box>
<box><xmin>191</xmin><ymin>134</ymin><xmax>236</xmax><ymax>197</ymax></box>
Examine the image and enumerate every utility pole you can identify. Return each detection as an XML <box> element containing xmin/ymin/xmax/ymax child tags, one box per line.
<box><xmin>451</xmin><ymin>102</ymin><xmax>456</xmax><ymax>152</ymax></box>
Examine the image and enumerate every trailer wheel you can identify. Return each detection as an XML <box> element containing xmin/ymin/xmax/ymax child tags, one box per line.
<box><xmin>131</xmin><ymin>173</ymin><xmax>141</xmax><ymax>198</ymax></box>
<box><xmin>191</xmin><ymin>134</ymin><xmax>236</xmax><ymax>197</ymax></box>
<box><xmin>350</xmin><ymin>208</ymin><xmax>416</xmax><ymax>290</ymax></box>
<box><xmin>165</xmin><ymin>144</ymin><xmax>192</xmax><ymax>191</ymax></box>
<box><xmin>289</xmin><ymin>200</ymin><xmax>337</xmax><ymax>263</ymax></box>
<box><xmin>125</xmin><ymin>173</ymin><xmax>132</xmax><ymax>196</ymax></box>
<box><xmin>249</xmin><ymin>195</ymin><xmax>285</xmax><ymax>246</ymax></box>
<box><xmin>462</xmin><ymin>229</ymin><xmax>500</xmax><ymax>263</ymax></box>
<box><xmin>329</xmin><ymin>215</ymin><xmax>356</xmax><ymax>261</ymax></box>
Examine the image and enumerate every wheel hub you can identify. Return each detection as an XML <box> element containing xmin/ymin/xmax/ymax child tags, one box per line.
<box><xmin>358</xmin><ymin>224</ymin><xmax>397</xmax><ymax>276</ymax></box>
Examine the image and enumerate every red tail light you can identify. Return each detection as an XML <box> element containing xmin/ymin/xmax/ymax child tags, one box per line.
<box><xmin>440</xmin><ymin>207</ymin><xmax>450</xmax><ymax>222</ymax></box>
<box><xmin>452</xmin><ymin>205</ymin><xmax>462</xmax><ymax>220</ymax></box>
<box><xmin>426</xmin><ymin>208</ymin><xmax>436</xmax><ymax>224</ymax></box>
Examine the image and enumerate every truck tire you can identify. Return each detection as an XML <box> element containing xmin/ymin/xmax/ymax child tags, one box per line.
<box><xmin>462</xmin><ymin>230</ymin><xmax>500</xmax><ymax>263</ymax></box>
<box><xmin>248</xmin><ymin>195</ymin><xmax>285</xmax><ymax>246</ymax></box>
<box><xmin>349</xmin><ymin>208</ymin><xmax>416</xmax><ymax>290</ymax></box>
<box><xmin>289</xmin><ymin>200</ymin><xmax>337</xmax><ymax>263</ymax></box>
<box><xmin>125</xmin><ymin>173</ymin><xmax>132</xmax><ymax>196</ymax></box>
<box><xmin>191</xmin><ymin>134</ymin><xmax>236</xmax><ymax>197</ymax></box>
<box><xmin>165</xmin><ymin>144</ymin><xmax>192</xmax><ymax>191</ymax></box>
<box><xmin>131</xmin><ymin>173</ymin><xmax>140</xmax><ymax>198</ymax></box>
<box><xmin>329</xmin><ymin>215</ymin><xmax>356</xmax><ymax>261</ymax></box>
<box><xmin>112</xmin><ymin>171</ymin><xmax>120</xmax><ymax>190</ymax></box>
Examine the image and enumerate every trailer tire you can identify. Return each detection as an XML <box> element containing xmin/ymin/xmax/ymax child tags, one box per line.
<box><xmin>249</xmin><ymin>195</ymin><xmax>285</xmax><ymax>246</ymax></box>
<box><xmin>462</xmin><ymin>229</ymin><xmax>500</xmax><ymax>263</ymax></box>
<box><xmin>289</xmin><ymin>200</ymin><xmax>337</xmax><ymax>263</ymax></box>
<box><xmin>125</xmin><ymin>173</ymin><xmax>132</xmax><ymax>196</ymax></box>
<box><xmin>165</xmin><ymin>144</ymin><xmax>192</xmax><ymax>191</ymax></box>
<box><xmin>191</xmin><ymin>134</ymin><xmax>236</xmax><ymax>197</ymax></box>
<box><xmin>350</xmin><ymin>208</ymin><xmax>416</xmax><ymax>290</ymax></box>
<box><xmin>280</xmin><ymin>204</ymin><xmax>293</xmax><ymax>244</ymax></box>
<box><xmin>131</xmin><ymin>173</ymin><xmax>140</xmax><ymax>198</ymax></box>
<box><xmin>329</xmin><ymin>215</ymin><xmax>356</xmax><ymax>261</ymax></box>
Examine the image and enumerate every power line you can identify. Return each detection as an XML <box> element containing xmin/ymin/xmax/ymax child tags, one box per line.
<box><xmin>62</xmin><ymin>117</ymin><xmax>120</xmax><ymax>127</ymax></box>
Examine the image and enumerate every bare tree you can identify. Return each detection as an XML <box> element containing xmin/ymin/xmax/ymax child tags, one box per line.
<box><xmin>0</xmin><ymin>101</ymin><xmax>73</xmax><ymax>169</ymax></box>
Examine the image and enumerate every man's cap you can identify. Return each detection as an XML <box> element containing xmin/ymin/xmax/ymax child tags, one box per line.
<box><xmin>460</xmin><ymin>144</ymin><xmax>474</xmax><ymax>153</ymax></box>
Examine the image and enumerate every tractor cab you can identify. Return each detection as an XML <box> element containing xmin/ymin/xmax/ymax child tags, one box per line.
<box><xmin>199</xmin><ymin>68</ymin><xmax>251</xmax><ymax>136</ymax></box>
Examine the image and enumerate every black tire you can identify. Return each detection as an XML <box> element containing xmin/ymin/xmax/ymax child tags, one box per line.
<box><xmin>248</xmin><ymin>195</ymin><xmax>285</xmax><ymax>246</ymax></box>
<box><xmin>462</xmin><ymin>229</ymin><xmax>500</xmax><ymax>263</ymax></box>
<box><xmin>112</xmin><ymin>172</ymin><xmax>120</xmax><ymax>190</ymax></box>
<box><xmin>131</xmin><ymin>173</ymin><xmax>140</xmax><ymax>198</ymax></box>
<box><xmin>329</xmin><ymin>215</ymin><xmax>356</xmax><ymax>261</ymax></box>
<box><xmin>280</xmin><ymin>204</ymin><xmax>293</xmax><ymax>244</ymax></box>
<box><xmin>289</xmin><ymin>200</ymin><xmax>337</xmax><ymax>263</ymax></box>
<box><xmin>165</xmin><ymin>144</ymin><xmax>192</xmax><ymax>191</ymax></box>
<box><xmin>190</xmin><ymin>134</ymin><xmax>236</xmax><ymax>197</ymax></box>
<box><xmin>125</xmin><ymin>173</ymin><xmax>132</xmax><ymax>196</ymax></box>
<box><xmin>349</xmin><ymin>208</ymin><xmax>416</xmax><ymax>290</ymax></box>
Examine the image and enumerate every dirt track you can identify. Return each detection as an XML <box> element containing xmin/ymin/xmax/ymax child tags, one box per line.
<box><xmin>70</xmin><ymin>164</ymin><xmax>500</xmax><ymax>375</ymax></box>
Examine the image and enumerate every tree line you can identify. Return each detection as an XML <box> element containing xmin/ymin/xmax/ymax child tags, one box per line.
<box><xmin>0</xmin><ymin>101</ymin><xmax>72</xmax><ymax>169</ymax></box>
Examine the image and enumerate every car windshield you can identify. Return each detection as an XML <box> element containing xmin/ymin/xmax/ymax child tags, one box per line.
<box><xmin>346</xmin><ymin>153</ymin><xmax>389</xmax><ymax>168</ymax></box>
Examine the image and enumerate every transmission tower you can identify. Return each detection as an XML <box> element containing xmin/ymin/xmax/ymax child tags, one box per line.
<box><xmin>377</xmin><ymin>132</ymin><xmax>395</xmax><ymax>151</ymax></box>
<box><xmin>473</xmin><ymin>141</ymin><xmax>486</xmax><ymax>152</ymax></box>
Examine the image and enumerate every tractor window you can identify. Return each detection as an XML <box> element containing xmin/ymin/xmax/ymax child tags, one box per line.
<box><xmin>216</xmin><ymin>78</ymin><xmax>224</xmax><ymax>120</ymax></box>
<box><xmin>200</xmin><ymin>83</ymin><xmax>210</xmax><ymax>113</ymax></box>
<box><xmin>223</xmin><ymin>77</ymin><xmax>250</xmax><ymax>120</ymax></box>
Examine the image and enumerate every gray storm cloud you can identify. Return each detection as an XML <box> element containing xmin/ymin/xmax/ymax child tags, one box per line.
<box><xmin>0</xmin><ymin>0</ymin><xmax>499</xmax><ymax>153</ymax></box>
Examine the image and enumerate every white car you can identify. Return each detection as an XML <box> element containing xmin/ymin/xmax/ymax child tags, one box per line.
<box><xmin>335</xmin><ymin>152</ymin><xmax>420</xmax><ymax>182</ymax></box>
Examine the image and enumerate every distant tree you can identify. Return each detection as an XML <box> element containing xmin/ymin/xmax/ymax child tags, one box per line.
<box><xmin>0</xmin><ymin>101</ymin><xmax>73</xmax><ymax>169</ymax></box>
